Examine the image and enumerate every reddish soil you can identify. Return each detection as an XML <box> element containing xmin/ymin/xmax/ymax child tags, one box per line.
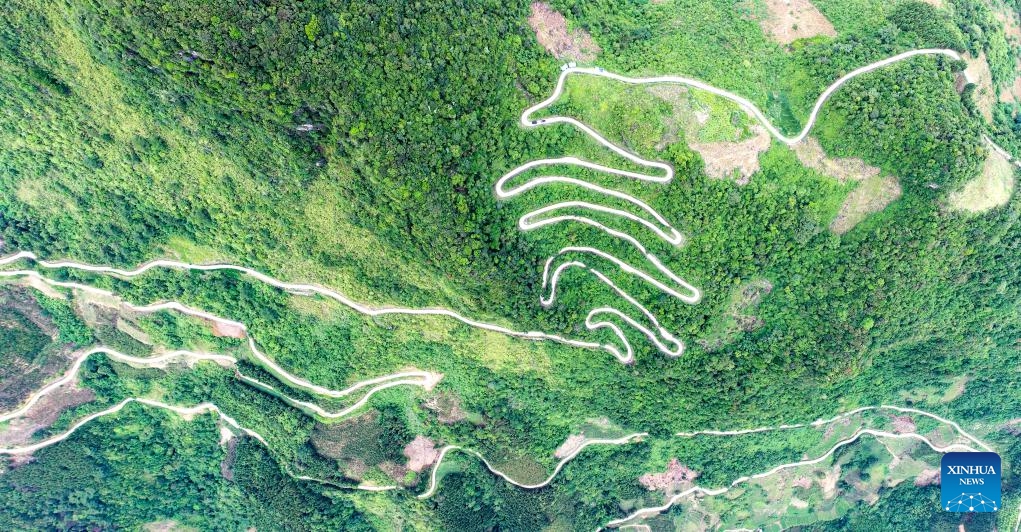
<box><xmin>760</xmin><ymin>0</ymin><xmax>836</xmax><ymax>45</ymax></box>
<box><xmin>528</xmin><ymin>2</ymin><xmax>600</xmax><ymax>62</ymax></box>
<box><xmin>0</xmin><ymin>384</ymin><xmax>95</xmax><ymax>447</ymax></box>
<box><xmin>211</xmin><ymin>320</ymin><xmax>246</xmax><ymax>339</ymax></box>
<box><xmin>639</xmin><ymin>458</ymin><xmax>700</xmax><ymax>491</ymax></box>
<box><xmin>792</xmin><ymin>475</ymin><xmax>813</xmax><ymax>489</ymax></box>
<box><xmin>220</xmin><ymin>437</ymin><xmax>238</xmax><ymax>481</ymax></box>
<box><xmin>914</xmin><ymin>468</ymin><xmax>941</xmax><ymax>487</ymax></box>
<box><xmin>402</xmin><ymin>435</ymin><xmax>439</xmax><ymax>473</ymax></box>
<box><xmin>891</xmin><ymin>415</ymin><xmax>916</xmax><ymax>434</ymax></box>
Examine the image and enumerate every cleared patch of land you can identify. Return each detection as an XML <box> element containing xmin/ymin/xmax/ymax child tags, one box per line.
<box><xmin>0</xmin><ymin>288</ymin><xmax>77</xmax><ymax>411</ymax></box>
<box><xmin>528</xmin><ymin>2</ymin><xmax>600</xmax><ymax>62</ymax></box>
<box><xmin>794</xmin><ymin>137</ymin><xmax>880</xmax><ymax>183</ymax></box>
<box><xmin>639</xmin><ymin>458</ymin><xmax>699</xmax><ymax>492</ymax></box>
<box><xmin>554</xmin><ymin>434</ymin><xmax>587</xmax><ymax>459</ymax></box>
<box><xmin>143</xmin><ymin>521</ymin><xmax>198</xmax><ymax>532</ymax></box>
<box><xmin>758</xmin><ymin>0</ymin><xmax>836</xmax><ymax>45</ymax></box>
<box><xmin>690</xmin><ymin>126</ymin><xmax>772</xmax><ymax>184</ymax></box>
<box><xmin>698</xmin><ymin>279</ymin><xmax>772</xmax><ymax>351</ymax></box>
<box><xmin>948</xmin><ymin>148</ymin><xmax>1015</xmax><ymax>213</ymax></box>
<box><xmin>793</xmin><ymin>137</ymin><xmax>900</xmax><ymax>234</ymax></box>
<box><xmin>961</xmin><ymin>53</ymin><xmax>996</xmax><ymax>122</ymax></box>
<box><xmin>830</xmin><ymin>174</ymin><xmax>901</xmax><ymax>234</ymax></box>
<box><xmin>0</xmin><ymin>384</ymin><xmax>95</xmax><ymax>447</ymax></box>
<box><xmin>402</xmin><ymin>435</ymin><xmax>439</xmax><ymax>473</ymax></box>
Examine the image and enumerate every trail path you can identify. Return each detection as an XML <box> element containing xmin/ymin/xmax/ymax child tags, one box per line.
<box><xmin>1</xmin><ymin>47</ymin><xmax>1014</xmax><ymax>364</ymax></box>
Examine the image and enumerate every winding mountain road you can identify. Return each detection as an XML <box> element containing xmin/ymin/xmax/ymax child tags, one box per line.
<box><xmin>497</xmin><ymin>47</ymin><xmax>1007</xmax><ymax>363</ymax></box>
<box><xmin>0</xmin><ymin>263</ymin><xmax>1008</xmax><ymax>529</ymax></box>
<box><xmin>2</xmin><ymin>46</ymin><xmax>1018</xmax><ymax>528</ymax></box>
<box><xmin>607</xmin><ymin>428</ymin><xmax>985</xmax><ymax>528</ymax></box>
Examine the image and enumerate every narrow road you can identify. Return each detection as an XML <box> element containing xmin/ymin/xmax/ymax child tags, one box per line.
<box><xmin>0</xmin><ymin>344</ymin><xmax>438</xmax><ymax>444</ymax></box>
<box><xmin>606</xmin><ymin>428</ymin><xmax>985</xmax><ymax>528</ymax></box>
<box><xmin>0</xmin><ymin>396</ymin><xmax>396</xmax><ymax>492</ymax></box>
<box><xmin>2</xmin><ymin>46</ymin><xmax>1017</xmax><ymax>526</ymax></box>
<box><xmin>533</xmin><ymin>49</ymin><xmax>966</xmax><ymax>147</ymax></box>
<box><xmin>498</xmin><ymin>47</ymin><xmax>1006</xmax><ymax>363</ymax></box>
<box><xmin>0</xmin><ymin>251</ymin><xmax>619</xmax><ymax>360</ymax></box>
<box><xmin>417</xmin><ymin>433</ymin><xmax>648</xmax><ymax>499</ymax></box>
<box><xmin>1</xmin><ymin>264</ymin><xmax>1008</xmax><ymax>529</ymax></box>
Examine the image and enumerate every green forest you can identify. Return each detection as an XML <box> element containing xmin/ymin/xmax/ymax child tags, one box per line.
<box><xmin>2</xmin><ymin>0</ymin><xmax>1021</xmax><ymax>529</ymax></box>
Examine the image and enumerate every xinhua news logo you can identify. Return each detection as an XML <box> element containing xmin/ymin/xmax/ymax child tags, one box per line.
<box><xmin>941</xmin><ymin>452</ymin><xmax>1001</xmax><ymax>512</ymax></box>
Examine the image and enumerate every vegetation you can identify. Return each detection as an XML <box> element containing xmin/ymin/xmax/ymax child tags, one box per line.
<box><xmin>1</xmin><ymin>0</ymin><xmax>1020</xmax><ymax>530</ymax></box>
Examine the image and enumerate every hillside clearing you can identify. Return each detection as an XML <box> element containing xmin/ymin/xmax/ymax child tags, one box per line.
<box><xmin>759</xmin><ymin>0</ymin><xmax>837</xmax><ymax>45</ymax></box>
<box><xmin>830</xmin><ymin>174</ymin><xmax>902</xmax><ymax>234</ymax></box>
<box><xmin>793</xmin><ymin>137</ymin><xmax>880</xmax><ymax>183</ymax></box>
<box><xmin>528</xmin><ymin>2</ymin><xmax>599</xmax><ymax>62</ymax></box>
<box><xmin>948</xmin><ymin>148</ymin><xmax>1015</xmax><ymax>213</ymax></box>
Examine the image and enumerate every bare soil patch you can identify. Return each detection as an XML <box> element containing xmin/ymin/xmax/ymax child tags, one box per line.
<box><xmin>21</xmin><ymin>276</ymin><xmax>65</xmax><ymax>300</ymax></box>
<box><xmin>1002</xmin><ymin>71</ymin><xmax>1021</xmax><ymax>104</ymax></box>
<box><xmin>690</xmin><ymin>125</ymin><xmax>771</xmax><ymax>184</ymax></box>
<box><xmin>890</xmin><ymin>415</ymin><xmax>916</xmax><ymax>434</ymax></box>
<box><xmin>220</xmin><ymin>436</ymin><xmax>238</xmax><ymax>481</ymax></box>
<box><xmin>143</xmin><ymin>521</ymin><xmax>198</xmax><ymax>532</ymax></box>
<box><xmin>553</xmin><ymin>434</ymin><xmax>587</xmax><ymax>459</ymax></box>
<box><xmin>792</xmin><ymin>475</ymin><xmax>813</xmax><ymax>489</ymax></box>
<box><xmin>794</xmin><ymin>137</ymin><xmax>880</xmax><ymax>183</ymax></box>
<box><xmin>422</xmin><ymin>392</ymin><xmax>467</xmax><ymax>424</ymax></box>
<box><xmin>211</xmin><ymin>320</ymin><xmax>246</xmax><ymax>339</ymax></box>
<box><xmin>820</xmin><ymin>465</ymin><xmax>841</xmax><ymax>499</ymax></box>
<box><xmin>830</xmin><ymin>173</ymin><xmax>902</xmax><ymax>234</ymax></box>
<box><xmin>402</xmin><ymin>435</ymin><xmax>438</xmax><ymax>473</ymax></box>
<box><xmin>528</xmin><ymin>2</ymin><xmax>600</xmax><ymax>62</ymax></box>
<box><xmin>639</xmin><ymin>458</ymin><xmax>700</xmax><ymax>492</ymax></box>
<box><xmin>949</xmin><ymin>148</ymin><xmax>1015</xmax><ymax>213</ymax></box>
<box><xmin>997</xmin><ymin>7</ymin><xmax>1021</xmax><ymax>41</ymax></box>
<box><xmin>759</xmin><ymin>0</ymin><xmax>836</xmax><ymax>45</ymax></box>
<box><xmin>960</xmin><ymin>53</ymin><xmax>996</xmax><ymax>122</ymax></box>
<box><xmin>914</xmin><ymin>468</ymin><xmax>940</xmax><ymax>487</ymax></box>
<box><xmin>0</xmin><ymin>384</ymin><xmax>95</xmax><ymax>447</ymax></box>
